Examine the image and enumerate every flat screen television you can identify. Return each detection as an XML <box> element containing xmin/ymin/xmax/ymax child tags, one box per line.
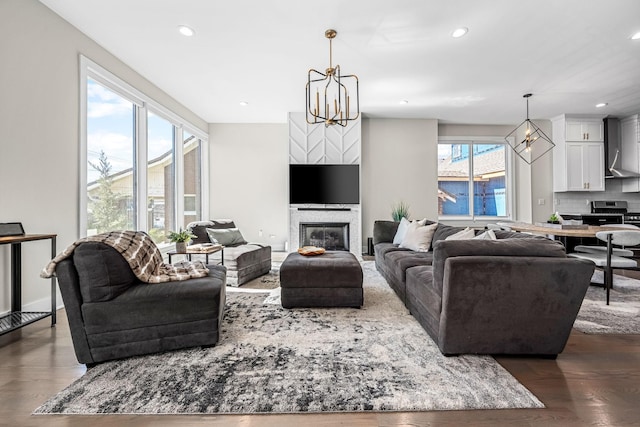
<box><xmin>289</xmin><ymin>164</ymin><xmax>360</xmax><ymax>204</ymax></box>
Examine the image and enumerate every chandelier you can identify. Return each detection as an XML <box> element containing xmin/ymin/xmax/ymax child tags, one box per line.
<box><xmin>306</xmin><ymin>29</ymin><xmax>360</xmax><ymax>127</ymax></box>
<box><xmin>505</xmin><ymin>93</ymin><xmax>555</xmax><ymax>164</ymax></box>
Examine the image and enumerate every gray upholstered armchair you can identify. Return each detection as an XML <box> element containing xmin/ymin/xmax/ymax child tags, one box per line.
<box><xmin>55</xmin><ymin>241</ymin><xmax>226</xmax><ymax>365</ymax></box>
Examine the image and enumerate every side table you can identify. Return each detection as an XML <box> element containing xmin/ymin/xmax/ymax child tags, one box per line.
<box><xmin>0</xmin><ymin>234</ymin><xmax>57</xmax><ymax>335</ymax></box>
<box><xmin>167</xmin><ymin>245</ymin><xmax>225</xmax><ymax>266</ymax></box>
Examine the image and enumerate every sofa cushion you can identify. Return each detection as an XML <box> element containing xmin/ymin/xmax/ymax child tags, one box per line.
<box><xmin>385</xmin><ymin>251</ymin><xmax>433</xmax><ymax>285</ymax></box>
<box><xmin>73</xmin><ymin>242</ymin><xmax>138</xmax><ymax>303</ymax></box>
<box><xmin>187</xmin><ymin>220</ymin><xmax>237</xmax><ymax>244</ymax></box>
<box><xmin>375</xmin><ymin>242</ymin><xmax>412</xmax><ymax>260</ymax></box>
<box><xmin>373</xmin><ymin>221</ymin><xmax>400</xmax><ymax>245</ymax></box>
<box><xmin>206</xmin><ymin>227</ymin><xmax>247</xmax><ymax>247</ymax></box>
<box><xmin>81</xmin><ymin>273</ymin><xmax>225</xmax><ymax>335</ymax></box>
<box><xmin>400</xmin><ymin>222</ymin><xmax>438</xmax><ymax>252</ymax></box>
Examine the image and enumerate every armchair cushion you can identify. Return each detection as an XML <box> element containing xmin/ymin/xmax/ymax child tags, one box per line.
<box><xmin>73</xmin><ymin>242</ymin><xmax>138</xmax><ymax>302</ymax></box>
<box><xmin>206</xmin><ymin>227</ymin><xmax>247</xmax><ymax>247</ymax></box>
<box><xmin>188</xmin><ymin>220</ymin><xmax>237</xmax><ymax>244</ymax></box>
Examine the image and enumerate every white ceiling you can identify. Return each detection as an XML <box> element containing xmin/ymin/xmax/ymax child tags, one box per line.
<box><xmin>39</xmin><ymin>0</ymin><xmax>640</xmax><ymax>125</ymax></box>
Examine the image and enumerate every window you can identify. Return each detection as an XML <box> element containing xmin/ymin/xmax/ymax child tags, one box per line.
<box><xmin>147</xmin><ymin>112</ymin><xmax>175</xmax><ymax>244</ymax></box>
<box><xmin>86</xmin><ymin>78</ymin><xmax>136</xmax><ymax>235</ymax></box>
<box><xmin>80</xmin><ymin>57</ymin><xmax>208</xmax><ymax>244</ymax></box>
<box><xmin>183</xmin><ymin>131</ymin><xmax>203</xmax><ymax>227</ymax></box>
<box><xmin>437</xmin><ymin>137</ymin><xmax>512</xmax><ymax>219</ymax></box>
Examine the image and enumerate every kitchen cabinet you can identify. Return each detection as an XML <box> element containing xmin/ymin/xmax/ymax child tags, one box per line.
<box><xmin>552</xmin><ymin>115</ymin><xmax>606</xmax><ymax>192</ymax></box>
<box><xmin>621</xmin><ymin>115</ymin><xmax>640</xmax><ymax>192</ymax></box>
<box><xmin>566</xmin><ymin>119</ymin><xmax>604</xmax><ymax>141</ymax></box>
<box><xmin>564</xmin><ymin>142</ymin><xmax>605</xmax><ymax>191</ymax></box>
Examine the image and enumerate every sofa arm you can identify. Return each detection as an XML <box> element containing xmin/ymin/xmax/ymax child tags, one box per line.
<box><xmin>437</xmin><ymin>256</ymin><xmax>594</xmax><ymax>356</ymax></box>
<box><xmin>432</xmin><ymin>238</ymin><xmax>567</xmax><ymax>291</ymax></box>
<box><xmin>373</xmin><ymin>220</ymin><xmax>399</xmax><ymax>245</ymax></box>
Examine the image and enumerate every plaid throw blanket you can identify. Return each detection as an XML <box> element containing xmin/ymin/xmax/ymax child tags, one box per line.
<box><xmin>41</xmin><ymin>230</ymin><xmax>210</xmax><ymax>283</ymax></box>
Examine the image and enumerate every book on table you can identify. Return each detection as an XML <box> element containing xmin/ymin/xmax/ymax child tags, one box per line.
<box><xmin>187</xmin><ymin>243</ymin><xmax>223</xmax><ymax>253</ymax></box>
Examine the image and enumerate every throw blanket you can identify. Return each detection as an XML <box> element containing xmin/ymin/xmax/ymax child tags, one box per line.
<box><xmin>41</xmin><ymin>230</ymin><xmax>210</xmax><ymax>283</ymax></box>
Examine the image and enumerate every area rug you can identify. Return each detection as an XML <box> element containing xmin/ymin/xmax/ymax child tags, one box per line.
<box><xmin>34</xmin><ymin>262</ymin><xmax>543</xmax><ymax>415</ymax></box>
<box><xmin>573</xmin><ymin>270</ymin><xmax>640</xmax><ymax>334</ymax></box>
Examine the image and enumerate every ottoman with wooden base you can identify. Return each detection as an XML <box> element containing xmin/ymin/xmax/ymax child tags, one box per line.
<box><xmin>279</xmin><ymin>251</ymin><xmax>363</xmax><ymax>308</ymax></box>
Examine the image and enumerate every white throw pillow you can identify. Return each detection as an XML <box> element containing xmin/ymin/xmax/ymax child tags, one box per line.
<box><xmin>473</xmin><ymin>229</ymin><xmax>497</xmax><ymax>240</ymax></box>
<box><xmin>445</xmin><ymin>227</ymin><xmax>476</xmax><ymax>240</ymax></box>
<box><xmin>392</xmin><ymin>217</ymin><xmax>411</xmax><ymax>245</ymax></box>
<box><xmin>393</xmin><ymin>218</ymin><xmax>427</xmax><ymax>245</ymax></box>
<box><xmin>400</xmin><ymin>222</ymin><xmax>438</xmax><ymax>252</ymax></box>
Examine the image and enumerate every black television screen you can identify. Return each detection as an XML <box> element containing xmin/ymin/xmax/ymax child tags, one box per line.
<box><xmin>289</xmin><ymin>164</ymin><xmax>360</xmax><ymax>204</ymax></box>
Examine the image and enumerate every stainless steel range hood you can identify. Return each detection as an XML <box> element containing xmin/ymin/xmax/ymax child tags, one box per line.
<box><xmin>605</xmin><ymin>117</ymin><xmax>640</xmax><ymax>178</ymax></box>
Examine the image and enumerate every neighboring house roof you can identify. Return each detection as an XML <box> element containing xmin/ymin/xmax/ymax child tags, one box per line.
<box><xmin>88</xmin><ymin>135</ymin><xmax>200</xmax><ymax>191</ymax></box>
<box><xmin>438</xmin><ymin>148</ymin><xmax>506</xmax><ymax>180</ymax></box>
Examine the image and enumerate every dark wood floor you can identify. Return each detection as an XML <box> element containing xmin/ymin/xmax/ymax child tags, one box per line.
<box><xmin>1</xmin><ymin>292</ymin><xmax>639</xmax><ymax>426</ymax></box>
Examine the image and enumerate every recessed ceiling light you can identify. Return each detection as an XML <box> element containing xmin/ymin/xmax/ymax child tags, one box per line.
<box><xmin>178</xmin><ymin>25</ymin><xmax>195</xmax><ymax>37</ymax></box>
<box><xmin>399</xmin><ymin>100</ymin><xmax>409</xmax><ymax>105</ymax></box>
<box><xmin>452</xmin><ymin>27</ymin><xmax>468</xmax><ymax>38</ymax></box>
<box><xmin>596</xmin><ymin>103</ymin><xmax>608</xmax><ymax>108</ymax></box>
<box><xmin>239</xmin><ymin>101</ymin><xmax>249</xmax><ymax>107</ymax></box>
<box><xmin>632</xmin><ymin>32</ymin><xmax>640</xmax><ymax>40</ymax></box>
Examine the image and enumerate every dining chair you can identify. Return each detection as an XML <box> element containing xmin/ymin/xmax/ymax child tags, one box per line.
<box><xmin>568</xmin><ymin>230</ymin><xmax>640</xmax><ymax>305</ymax></box>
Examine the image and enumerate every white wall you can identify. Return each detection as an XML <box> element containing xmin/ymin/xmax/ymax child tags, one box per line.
<box><xmin>361</xmin><ymin>119</ymin><xmax>439</xmax><ymax>245</ymax></box>
<box><xmin>0</xmin><ymin>0</ymin><xmax>207</xmax><ymax>314</ymax></box>
<box><xmin>208</xmin><ymin>123</ymin><xmax>289</xmax><ymax>250</ymax></box>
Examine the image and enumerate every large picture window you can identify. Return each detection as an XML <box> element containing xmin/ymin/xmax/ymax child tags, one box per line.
<box><xmin>80</xmin><ymin>57</ymin><xmax>208</xmax><ymax>246</ymax></box>
<box><xmin>437</xmin><ymin>137</ymin><xmax>512</xmax><ymax>220</ymax></box>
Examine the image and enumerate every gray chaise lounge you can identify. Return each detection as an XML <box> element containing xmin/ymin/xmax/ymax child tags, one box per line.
<box><xmin>187</xmin><ymin>220</ymin><xmax>272</xmax><ymax>286</ymax></box>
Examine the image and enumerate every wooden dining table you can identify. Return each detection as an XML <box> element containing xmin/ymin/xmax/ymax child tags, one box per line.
<box><xmin>506</xmin><ymin>222</ymin><xmax>618</xmax><ymax>238</ymax></box>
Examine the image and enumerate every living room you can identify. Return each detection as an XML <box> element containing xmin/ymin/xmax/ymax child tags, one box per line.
<box><xmin>1</xmin><ymin>0</ymin><xmax>640</xmax><ymax>426</ymax></box>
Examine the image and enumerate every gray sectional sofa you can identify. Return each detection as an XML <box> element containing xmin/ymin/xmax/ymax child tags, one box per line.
<box><xmin>373</xmin><ymin>220</ymin><xmax>595</xmax><ymax>357</ymax></box>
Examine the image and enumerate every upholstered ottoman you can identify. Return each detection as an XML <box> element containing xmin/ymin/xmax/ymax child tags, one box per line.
<box><xmin>279</xmin><ymin>251</ymin><xmax>363</xmax><ymax>308</ymax></box>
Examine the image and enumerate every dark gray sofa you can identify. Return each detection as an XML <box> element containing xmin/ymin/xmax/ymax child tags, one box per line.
<box><xmin>373</xmin><ymin>220</ymin><xmax>595</xmax><ymax>357</ymax></box>
<box><xmin>56</xmin><ymin>242</ymin><xmax>226</xmax><ymax>365</ymax></box>
<box><xmin>187</xmin><ymin>220</ymin><xmax>271</xmax><ymax>286</ymax></box>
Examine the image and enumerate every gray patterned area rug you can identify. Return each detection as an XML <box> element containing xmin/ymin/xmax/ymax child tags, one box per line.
<box><xmin>574</xmin><ymin>270</ymin><xmax>640</xmax><ymax>334</ymax></box>
<box><xmin>34</xmin><ymin>262</ymin><xmax>543</xmax><ymax>415</ymax></box>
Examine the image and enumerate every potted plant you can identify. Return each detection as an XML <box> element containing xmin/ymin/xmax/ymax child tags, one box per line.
<box><xmin>168</xmin><ymin>228</ymin><xmax>196</xmax><ymax>253</ymax></box>
<box><xmin>548</xmin><ymin>213</ymin><xmax>561</xmax><ymax>224</ymax></box>
<box><xmin>391</xmin><ymin>201</ymin><xmax>410</xmax><ymax>222</ymax></box>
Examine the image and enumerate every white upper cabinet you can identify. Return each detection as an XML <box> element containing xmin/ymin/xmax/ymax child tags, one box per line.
<box><xmin>565</xmin><ymin>119</ymin><xmax>604</xmax><ymax>141</ymax></box>
<box><xmin>552</xmin><ymin>115</ymin><xmax>605</xmax><ymax>192</ymax></box>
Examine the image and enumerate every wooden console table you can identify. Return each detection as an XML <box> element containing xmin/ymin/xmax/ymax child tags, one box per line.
<box><xmin>0</xmin><ymin>234</ymin><xmax>57</xmax><ymax>335</ymax></box>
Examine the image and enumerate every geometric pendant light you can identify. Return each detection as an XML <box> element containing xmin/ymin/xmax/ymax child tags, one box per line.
<box><xmin>504</xmin><ymin>93</ymin><xmax>555</xmax><ymax>164</ymax></box>
<box><xmin>305</xmin><ymin>29</ymin><xmax>360</xmax><ymax>127</ymax></box>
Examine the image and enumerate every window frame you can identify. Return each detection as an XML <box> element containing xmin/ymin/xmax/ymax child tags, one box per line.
<box><xmin>437</xmin><ymin>136</ymin><xmax>515</xmax><ymax>222</ymax></box>
<box><xmin>79</xmin><ymin>55</ymin><xmax>209</xmax><ymax>240</ymax></box>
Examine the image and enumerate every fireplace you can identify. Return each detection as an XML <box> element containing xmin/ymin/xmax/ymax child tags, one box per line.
<box><xmin>300</xmin><ymin>223</ymin><xmax>349</xmax><ymax>251</ymax></box>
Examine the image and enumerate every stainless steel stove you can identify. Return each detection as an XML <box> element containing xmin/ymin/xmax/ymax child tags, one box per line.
<box><xmin>583</xmin><ymin>200</ymin><xmax>640</xmax><ymax>226</ymax></box>
<box><xmin>580</xmin><ymin>200</ymin><xmax>625</xmax><ymax>225</ymax></box>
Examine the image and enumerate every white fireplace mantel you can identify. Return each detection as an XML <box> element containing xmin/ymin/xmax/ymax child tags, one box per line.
<box><xmin>289</xmin><ymin>205</ymin><xmax>361</xmax><ymax>259</ymax></box>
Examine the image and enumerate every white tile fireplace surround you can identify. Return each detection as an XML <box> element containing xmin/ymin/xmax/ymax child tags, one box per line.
<box><xmin>289</xmin><ymin>205</ymin><xmax>361</xmax><ymax>259</ymax></box>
